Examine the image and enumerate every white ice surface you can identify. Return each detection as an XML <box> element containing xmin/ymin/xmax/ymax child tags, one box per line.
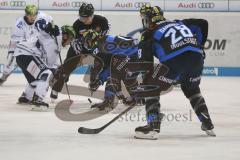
<box><xmin>0</xmin><ymin>74</ymin><xmax>240</xmax><ymax>160</ymax></box>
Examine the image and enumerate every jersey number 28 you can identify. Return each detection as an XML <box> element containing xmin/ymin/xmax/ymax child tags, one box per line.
<box><xmin>164</xmin><ymin>25</ymin><xmax>193</xmax><ymax>45</ymax></box>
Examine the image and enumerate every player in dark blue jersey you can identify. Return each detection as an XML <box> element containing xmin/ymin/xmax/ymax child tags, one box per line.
<box><xmin>81</xmin><ymin>30</ymin><xmax>139</xmax><ymax>109</ymax></box>
<box><xmin>134</xmin><ymin>5</ymin><xmax>215</xmax><ymax>140</ymax></box>
<box><xmin>137</xmin><ymin>6</ymin><xmax>208</xmax><ymax>63</ymax></box>
<box><xmin>180</xmin><ymin>18</ymin><xmax>208</xmax><ymax>58</ymax></box>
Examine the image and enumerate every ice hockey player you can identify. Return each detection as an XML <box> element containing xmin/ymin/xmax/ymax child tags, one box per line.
<box><xmin>0</xmin><ymin>5</ymin><xmax>52</xmax><ymax>85</ymax></box>
<box><xmin>71</xmin><ymin>30</ymin><xmax>139</xmax><ymax>110</ymax></box>
<box><xmin>134</xmin><ymin>5</ymin><xmax>215</xmax><ymax>140</ymax></box>
<box><xmin>15</xmin><ymin>23</ymin><xmax>76</xmax><ymax>110</ymax></box>
<box><xmin>50</xmin><ymin>2</ymin><xmax>110</xmax><ymax>100</ymax></box>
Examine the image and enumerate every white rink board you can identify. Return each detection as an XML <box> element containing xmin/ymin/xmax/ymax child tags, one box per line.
<box><xmin>1</xmin><ymin>0</ymin><xmax>237</xmax><ymax>11</ymax></box>
<box><xmin>38</xmin><ymin>0</ymin><xmax>102</xmax><ymax>11</ymax></box>
<box><xmin>101</xmin><ymin>0</ymin><xmax>164</xmax><ymax>11</ymax></box>
<box><xmin>165</xmin><ymin>0</ymin><xmax>229</xmax><ymax>12</ymax></box>
<box><xmin>0</xmin><ymin>10</ymin><xmax>240</xmax><ymax>68</ymax></box>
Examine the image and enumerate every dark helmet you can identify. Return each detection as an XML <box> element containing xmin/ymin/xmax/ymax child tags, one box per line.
<box><xmin>140</xmin><ymin>5</ymin><xmax>165</xmax><ymax>29</ymax></box>
<box><xmin>61</xmin><ymin>25</ymin><xmax>76</xmax><ymax>38</ymax></box>
<box><xmin>140</xmin><ymin>4</ymin><xmax>151</xmax><ymax>16</ymax></box>
<box><xmin>79</xmin><ymin>3</ymin><xmax>94</xmax><ymax>17</ymax></box>
<box><xmin>151</xmin><ymin>6</ymin><xmax>165</xmax><ymax>23</ymax></box>
<box><xmin>82</xmin><ymin>29</ymin><xmax>99</xmax><ymax>51</ymax></box>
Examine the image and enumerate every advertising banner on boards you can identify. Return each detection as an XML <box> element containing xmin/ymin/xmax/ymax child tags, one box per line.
<box><xmin>0</xmin><ymin>10</ymin><xmax>240</xmax><ymax>76</ymax></box>
<box><xmin>0</xmin><ymin>0</ymin><xmax>38</xmax><ymax>10</ymax></box>
<box><xmin>165</xmin><ymin>0</ymin><xmax>229</xmax><ymax>12</ymax></box>
<box><xmin>101</xmin><ymin>0</ymin><xmax>164</xmax><ymax>11</ymax></box>
<box><xmin>38</xmin><ymin>0</ymin><xmax>101</xmax><ymax>11</ymax></box>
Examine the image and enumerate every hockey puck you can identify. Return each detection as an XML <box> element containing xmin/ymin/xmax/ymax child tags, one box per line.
<box><xmin>88</xmin><ymin>98</ymin><xmax>92</xmax><ymax>104</ymax></box>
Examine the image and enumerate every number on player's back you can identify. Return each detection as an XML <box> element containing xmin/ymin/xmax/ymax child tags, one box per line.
<box><xmin>164</xmin><ymin>24</ymin><xmax>193</xmax><ymax>45</ymax></box>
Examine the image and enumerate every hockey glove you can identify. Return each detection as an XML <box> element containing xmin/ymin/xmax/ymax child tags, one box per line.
<box><xmin>89</xmin><ymin>79</ymin><xmax>102</xmax><ymax>92</ymax></box>
<box><xmin>45</xmin><ymin>22</ymin><xmax>60</xmax><ymax>37</ymax></box>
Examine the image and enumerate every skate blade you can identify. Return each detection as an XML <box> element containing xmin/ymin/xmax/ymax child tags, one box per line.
<box><xmin>31</xmin><ymin>105</ymin><xmax>49</xmax><ymax>112</ymax></box>
<box><xmin>0</xmin><ymin>80</ymin><xmax>6</xmax><ymax>85</ymax></box>
<box><xmin>134</xmin><ymin>131</ymin><xmax>159</xmax><ymax>140</ymax></box>
<box><xmin>205</xmin><ymin>130</ymin><xmax>216</xmax><ymax>137</ymax></box>
<box><xmin>17</xmin><ymin>102</ymin><xmax>31</xmax><ymax>105</ymax></box>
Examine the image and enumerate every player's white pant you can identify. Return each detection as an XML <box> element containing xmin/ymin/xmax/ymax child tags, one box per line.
<box><xmin>21</xmin><ymin>70</ymin><xmax>52</xmax><ymax>102</ymax></box>
<box><xmin>16</xmin><ymin>54</ymin><xmax>53</xmax><ymax>101</ymax></box>
<box><xmin>23</xmin><ymin>83</ymin><xmax>36</xmax><ymax>101</ymax></box>
<box><xmin>35</xmin><ymin>70</ymin><xmax>52</xmax><ymax>100</ymax></box>
<box><xmin>44</xmin><ymin>41</ymin><xmax>59</xmax><ymax>69</ymax></box>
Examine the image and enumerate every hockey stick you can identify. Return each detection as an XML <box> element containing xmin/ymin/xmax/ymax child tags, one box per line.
<box><xmin>78</xmin><ymin>54</ymin><xmax>137</xmax><ymax>134</ymax></box>
<box><xmin>78</xmin><ymin>103</ymin><xmax>135</xmax><ymax>134</ymax></box>
<box><xmin>77</xmin><ymin>86</ymin><xmax>160</xmax><ymax>134</ymax></box>
<box><xmin>53</xmin><ymin>34</ymin><xmax>71</xmax><ymax>101</ymax></box>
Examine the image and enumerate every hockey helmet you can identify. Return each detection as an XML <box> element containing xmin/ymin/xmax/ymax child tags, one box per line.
<box><xmin>25</xmin><ymin>5</ymin><xmax>38</xmax><ymax>16</ymax></box>
<box><xmin>140</xmin><ymin>4</ymin><xmax>152</xmax><ymax>16</ymax></box>
<box><xmin>79</xmin><ymin>3</ymin><xmax>94</xmax><ymax>17</ymax></box>
<box><xmin>140</xmin><ymin>5</ymin><xmax>165</xmax><ymax>29</ymax></box>
<box><xmin>82</xmin><ymin>29</ymin><xmax>99</xmax><ymax>51</ymax></box>
<box><xmin>61</xmin><ymin>25</ymin><xmax>76</xmax><ymax>38</ymax></box>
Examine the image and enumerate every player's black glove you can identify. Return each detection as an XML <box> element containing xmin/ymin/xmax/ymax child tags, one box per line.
<box><xmin>45</xmin><ymin>23</ymin><xmax>60</xmax><ymax>37</ymax></box>
<box><xmin>89</xmin><ymin>79</ymin><xmax>102</xmax><ymax>92</ymax></box>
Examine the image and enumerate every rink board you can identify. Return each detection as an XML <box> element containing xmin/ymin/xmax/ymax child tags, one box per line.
<box><xmin>1</xmin><ymin>0</ymin><xmax>239</xmax><ymax>12</ymax></box>
<box><xmin>1</xmin><ymin>64</ymin><xmax>240</xmax><ymax>77</ymax></box>
<box><xmin>0</xmin><ymin>11</ymin><xmax>240</xmax><ymax>76</ymax></box>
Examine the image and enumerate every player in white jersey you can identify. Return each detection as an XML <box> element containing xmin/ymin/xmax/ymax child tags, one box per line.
<box><xmin>0</xmin><ymin>5</ymin><xmax>52</xmax><ymax>85</ymax></box>
<box><xmin>15</xmin><ymin>24</ymin><xmax>76</xmax><ymax>109</ymax></box>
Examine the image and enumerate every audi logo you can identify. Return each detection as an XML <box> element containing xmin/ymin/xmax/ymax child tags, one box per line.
<box><xmin>198</xmin><ymin>2</ymin><xmax>215</xmax><ymax>9</ymax></box>
<box><xmin>134</xmin><ymin>2</ymin><xmax>151</xmax><ymax>8</ymax></box>
<box><xmin>10</xmin><ymin>1</ymin><xmax>26</xmax><ymax>7</ymax></box>
<box><xmin>72</xmin><ymin>1</ymin><xmax>85</xmax><ymax>8</ymax></box>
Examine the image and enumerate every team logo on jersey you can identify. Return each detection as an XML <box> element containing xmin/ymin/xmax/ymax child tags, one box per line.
<box><xmin>38</xmin><ymin>64</ymin><xmax>46</xmax><ymax>70</ymax></box>
<box><xmin>10</xmin><ymin>1</ymin><xmax>26</xmax><ymax>7</ymax></box>
<box><xmin>17</xmin><ymin>21</ymin><xmax>23</xmax><ymax>29</ymax></box>
<box><xmin>92</xmin><ymin>48</ymin><xmax>99</xmax><ymax>55</ymax></box>
<box><xmin>104</xmin><ymin>42</ymin><xmax>117</xmax><ymax>52</ymax></box>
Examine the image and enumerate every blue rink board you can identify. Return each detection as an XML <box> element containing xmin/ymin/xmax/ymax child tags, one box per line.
<box><xmin>1</xmin><ymin>64</ymin><xmax>240</xmax><ymax>77</ymax></box>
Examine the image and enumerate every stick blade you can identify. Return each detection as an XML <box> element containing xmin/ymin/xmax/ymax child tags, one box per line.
<box><xmin>78</xmin><ymin>127</ymin><xmax>101</xmax><ymax>134</ymax></box>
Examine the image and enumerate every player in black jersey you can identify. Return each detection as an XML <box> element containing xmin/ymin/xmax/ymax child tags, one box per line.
<box><xmin>51</xmin><ymin>3</ymin><xmax>110</xmax><ymax>100</ymax></box>
<box><xmin>134</xmin><ymin>5</ymin><xmax>215</xmax><ymax>140</ymax></box>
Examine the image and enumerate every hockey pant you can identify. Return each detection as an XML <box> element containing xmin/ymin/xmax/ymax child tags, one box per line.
<box><xmin>16</xmin><ymin>55</ymin><xmax>53</xmax><ymax>100</ymax></box>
